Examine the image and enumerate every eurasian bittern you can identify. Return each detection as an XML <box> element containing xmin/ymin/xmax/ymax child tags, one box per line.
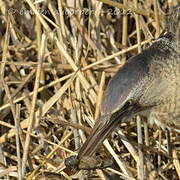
<box><xmin>65</xmin><ymin>4</ymin><xmax>180</xmax><ymax>170</ymax></box>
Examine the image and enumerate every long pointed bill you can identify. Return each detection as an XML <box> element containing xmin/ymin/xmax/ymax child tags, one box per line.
<box><xmin>65</xmin><ymin>104</ymin><xmax>143</xmax><ymax>170</ymax></box>
<box><xmin>78</xmin><ymin>114</ymin><xmax>119</xmax><ymax>158</ymax></box>
<box><xmin>78</xmin><ymin>103</ymin><xmax>144</xmax><ymax>159</ymax></box>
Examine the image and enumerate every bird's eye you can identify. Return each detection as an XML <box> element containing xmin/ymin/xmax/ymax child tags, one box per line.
<box><xmin>127</xmin><ymin>99</ymin><xmax>133</xmax><ymax>105</ymax></box>
<box><xmin>122</xmin><ymin>99</ymin><xmax>134</xmax><ymax>110</ymax></box>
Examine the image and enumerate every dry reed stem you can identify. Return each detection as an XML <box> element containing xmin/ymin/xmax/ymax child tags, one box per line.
<box><xmin>15</xmin><ymin>104</ymin><xmax>22</xmax><ymax>180</ymax></box>
<box><xmin>136</xmin><ymin>116</ymin><xmax>144</xmax><ymax>180</ymax></box>
<box><xmin>153</xmin><ymin>0</ymin><xmax>160</xmax><ymax>37</ymax></box>
<box><xmin>21</xmin><ymin>33</ymin><xmax>46</xmax><ymax>176</ymax></box>
<box><xmin>103</xmin><ymin>140</ymin><xmax>134</xmax><ymax>178</ymax></box>
<box><xmin>121</xmin><ymin>0</ymin><xmax>128</xmax><ymax>63</ymax></box>
<box><xmin>94</xmin><ymin>71</ymin><xmax>106</xmax><ymax>120</ymax></box>
<box><xmin>117</xmin><ymin>128</ymin><xmax>138</xmax><ymax>163</ymax></box>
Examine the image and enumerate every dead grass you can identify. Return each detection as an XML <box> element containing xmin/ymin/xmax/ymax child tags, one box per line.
<box><xmin>0</xmin><ymin>0</ymin><xmax>179</xmax><ymax>179</ymax></box>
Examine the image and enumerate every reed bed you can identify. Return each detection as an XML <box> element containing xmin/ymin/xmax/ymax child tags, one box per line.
<box><xmin>0</xmin><ymin>0</ymin><xmax>179</xmax><ymax>179</ymax></box>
